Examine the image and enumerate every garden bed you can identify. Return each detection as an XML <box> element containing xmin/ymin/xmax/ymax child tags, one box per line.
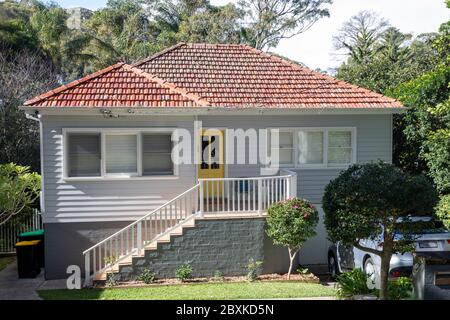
<box><xmin>97</xmin><ymin>272</ymin><xmax>320</xmax><ymax>288</ymax></box>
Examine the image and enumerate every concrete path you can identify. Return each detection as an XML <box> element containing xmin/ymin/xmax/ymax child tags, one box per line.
<box><xmin>0</xmin><ymin>258</ymin><xmax>43</xmax><ymax>300</ymax></box>
<box><xmin>0</xmin><ymin>259</ymin><xmax>66</xmax><ymax>300</ymax></box>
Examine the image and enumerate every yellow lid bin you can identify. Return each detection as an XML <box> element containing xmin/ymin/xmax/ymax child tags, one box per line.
<box><xmin>15</xmin><ymin>240</ymin><xmax>41</xmax><ymax>247</ymax></box>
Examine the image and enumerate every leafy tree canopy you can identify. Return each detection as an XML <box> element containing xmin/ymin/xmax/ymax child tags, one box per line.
<box><xmin>323</xmin><ymin>162</ymin><xmax>438</xmax><ymax>299</ymax></box>
<box><xmin>0</xmin><ymin>163</ymin><xmax>41</xmax><ymax>226</ymax></box>
<box><xmin>240</xmin><ymin>0</ymin><xmax>332</xmax><ymax>50</ymax></box>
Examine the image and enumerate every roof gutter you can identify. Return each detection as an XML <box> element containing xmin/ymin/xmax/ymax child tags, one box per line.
<box><xmin>19</xmin><ymin>106</ymin><xmax>406</xmax><ymax>116</ymax></box>
<box><xmin>25</xmin><ymin>112</ymin><xmax>41</xmax><ymax>122</ymax></box>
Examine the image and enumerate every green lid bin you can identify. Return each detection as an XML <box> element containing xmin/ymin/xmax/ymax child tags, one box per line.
<box><xmin>18</xmin><ymin>229</ymin><xmax>44</xmax><ymax>268</ymax></box>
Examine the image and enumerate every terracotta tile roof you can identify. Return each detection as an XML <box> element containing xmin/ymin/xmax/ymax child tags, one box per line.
<box><xmin>24</xmin><ymin>62</ymin><xmax>208</xmax><ymax>107</ymax></box>
<box><xmin>25</xmin><ymin>43</ymin><xmax>402</xmax><ymax>109</ymax></box>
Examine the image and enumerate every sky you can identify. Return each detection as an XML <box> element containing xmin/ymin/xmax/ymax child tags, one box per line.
<box><xmin>56</xmin><ymin>0</ymin><xmax>449</xmax><ymax>70</ymax></box>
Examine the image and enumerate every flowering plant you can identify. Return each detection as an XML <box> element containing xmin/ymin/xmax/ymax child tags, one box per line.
<box><xmin>266</xmin><ymin>197</ymin><xmax>319</xmax><ymax>279</ymax></box>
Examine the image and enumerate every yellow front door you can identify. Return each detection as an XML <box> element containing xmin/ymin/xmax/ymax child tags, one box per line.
<box><xmin>198</xmin><ymin>129</ymin><xmax>225</xmax><ymax>196</ymax></box>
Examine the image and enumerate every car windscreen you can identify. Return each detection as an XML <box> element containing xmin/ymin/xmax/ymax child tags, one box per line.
<box><xmin>395</xmin><ymin>220</ymin><xmax>449</xmax><ymax>236</ymax></box>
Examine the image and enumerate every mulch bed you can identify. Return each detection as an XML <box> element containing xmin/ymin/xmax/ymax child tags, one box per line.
<box><xmin>96</xmin><ymin>273</ymin><xmax>320</xmax><ymax>288</ymax></box>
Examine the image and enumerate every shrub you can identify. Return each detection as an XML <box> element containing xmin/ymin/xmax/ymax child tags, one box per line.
<box><xmin>335</xmin><ymin>269</ymin><xmax>374</xmax><ymax>299</ymax></box>
<box><xmin>387</xmin><ymin>277</ymin><xmax>413</xmax><ymax>300</ymax></box>
<box><xmin>104</xmin><ymin>255</ymin><xmax>118</xmax><ymax>287</ymax></box>
<box><xmin>246</xmin><ymin>258</ymin><xmax>263</xmax><ymax>282</ymax></box>
<box><xmin>105</xmin><ymin>273</ymin><xmax>118</xmax><ymax>287</ymax></box>
<box><xmin>435</xmin><ymin>195</ymin><xmax>450</xmax><ymax>230</ymax></box>
<box><xmin>266</xmin><ymin>197</ymin><xmax>319</xmax><ymax>279</ymax></box>
<box><xmin>297</xmin><ymin>267</ymin><xmax>309</xmax><ymax>275</ymax></box>
<box><xmin>137</xmin><ymin>268</ymin><xmax>156</xmax><ymax>284</ymax></box>
<box><xmin>175</xmin><ymin>263</ymin><xmax>193</xmax><ymax>282</ymax></box>
<box><xmin>212</xmin><ymin>270</ymin><xmax>223</xmax><ymax>281</ymax></box>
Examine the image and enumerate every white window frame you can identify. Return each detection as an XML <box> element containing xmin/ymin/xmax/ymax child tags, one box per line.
<box><xmin>141</xmin><ymin>132</ymin><xmax>175</xmax><ymax>176</ymax></box>
<box><xmin>326</xmin><ymin>128</ymin><xmax>357</xmax><ymax>168</ymax></box>
<box><xmin>102</xmin><ymin>132</ymin><xmax>140</xmax><ymax>177</ymax></box>
<box><xmin>268</xmin><ymin>127</ymin><xmax>357</xmax><ymax>169</ymax></box>
<box><xmin>269</xmin><ymin>129</ymin><xmax>296</xmax><ymax>167</ymax></box>
<box><xmin>62</xmin><ymin>128</ymin><xmax>179</xmax><ymax>181</ymax></box>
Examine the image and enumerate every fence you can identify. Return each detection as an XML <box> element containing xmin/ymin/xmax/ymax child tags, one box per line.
<box><xmin>0</xmin><ymin>209</ymin><xmax>43</xmax><ymax>254</ymax></box>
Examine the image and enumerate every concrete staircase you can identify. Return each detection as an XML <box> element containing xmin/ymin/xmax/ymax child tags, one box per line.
<box><xmin>94</xmin><ymin>212</ymin><xmax>269</xmax><ymax>283</ymax></box>
<box><xmin>94</xmin><ymin>215</ymin><xmax>197</xmax><ymax>282</ymax></box>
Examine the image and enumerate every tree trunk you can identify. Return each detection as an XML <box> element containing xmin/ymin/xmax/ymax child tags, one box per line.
<box><xmin>287</xmin><ymin>248</ymin><xmax>299</xmax><ymax>280</ymax></box>
<box><xmin>379</xmin><ymin>241</ymin><xmax>393</xmax><ymax>300</ymax></box>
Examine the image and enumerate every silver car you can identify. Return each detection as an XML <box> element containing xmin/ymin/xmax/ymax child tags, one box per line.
<box><xmin>328</xmin><ymin>217</ymin><xmax>450</xmax><ymax>289</ymax></box>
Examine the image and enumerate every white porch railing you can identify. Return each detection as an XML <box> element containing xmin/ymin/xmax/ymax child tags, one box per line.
<box><xmin>83</xmin><ymin>170</ymin><xmax>297</xmax><ymax>286</ymax></box>
<box><xmin>198</xmin><ymin>169</ymin><xmax>297</xmax><ymax>215</ymax></box>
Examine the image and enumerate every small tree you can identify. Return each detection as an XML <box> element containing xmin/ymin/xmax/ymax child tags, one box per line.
<box><xmin>266</xmin><ymin>198</ymin><xmax>319</xmax><ymax>279</ymax></box>
<box><xmin>0</xmin><ymin>163</ymin><xmax>41</xmax><ymax>226</ymax></box>
<box><xmin>323</xmin><ymin>162</ymin><xmax>437</xmax><ymax>300</ymax></box>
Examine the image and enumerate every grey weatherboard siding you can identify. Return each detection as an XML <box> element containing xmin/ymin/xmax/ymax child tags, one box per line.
<box><xmin>42</xmin><ymin>114</ymin><xmax>392</xmax><ymax>223</ymax></box>
<box><xmin>40</xmin><ymin>113</ymin><xmax>392</xmax><ymax>278</ymax></box>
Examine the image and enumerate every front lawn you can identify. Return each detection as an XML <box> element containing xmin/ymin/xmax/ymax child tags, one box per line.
<box><xmin>38</xmin><ymin>281</ymin><xmax>335</xmax><ymax>300</ymax></box>
<box><xmin>0</xmin><ymin>256</ymin><xmax>15</xmax><ymax>272</ymax></box>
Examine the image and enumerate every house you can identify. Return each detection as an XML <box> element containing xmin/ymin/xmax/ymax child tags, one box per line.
<box><xmin>21</xmin><ymin>43</ymin><xmax>403</xmax><ymax>283</ymax></box>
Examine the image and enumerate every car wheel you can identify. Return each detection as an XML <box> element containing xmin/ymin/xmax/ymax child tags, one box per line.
<box><xmin>328</xmin><ymin>253</ymin><xmax>339</xmax><ymax>278</ymax></box>
<box><xmin>364</xmin><ymin>257</ymin><xmax>377</xmax><ymax>290</ymax></box>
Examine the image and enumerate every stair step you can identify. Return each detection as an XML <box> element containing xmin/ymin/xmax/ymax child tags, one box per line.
<box><xmin>94</xmin><ymin>271</ymin><xmax>107</xmax><ymax>281</ymax></box>
<box><xmin>92</xmin><ymin>216</ymin><xmax>199</xmax><ymax>284</ymax></box>
<box><xmin>145</xmin><ymin>241</ymin><xmax>158</xmax><ymax>250</ymax></box>
<box><xmin>118</xmin><ymin>256</ymin><xmax>133</xmax><ymax>265</ymax></box>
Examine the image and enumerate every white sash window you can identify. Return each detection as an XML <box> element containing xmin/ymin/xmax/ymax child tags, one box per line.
<box><xmin>64</xmin><ymin>129</ymin><xmax>176</xmax><ymax>179</ymax></box>
<box><xmin>142</xmin><ymin>134</ymin><xmax>173</xmax><ymax>175</ymax></box>
<box><xmin>269</xmin><ymin>127</ymin><xmax>356</xmax><ymax>168</ymax></box>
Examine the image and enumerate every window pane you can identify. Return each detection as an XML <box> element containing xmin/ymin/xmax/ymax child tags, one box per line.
<box><xmin>210</xmin><ymin>135</ymin><xmax>219</xmax><ymax>167</ymax></box>
<box><xmin>142</xmin><ymin>134</ymin><xmax>171</xmax><ymax>153</ymax></box>
<box><xmin>298</xmin><ymin>131</ymin><xmax>323</xmax><ymax>164</ymax></box>
<box><xmin>328</xmin><ymin>148</ymin><xmax>352</xmax><ymax>164</ymax></box>
<box><xmin>143</xmin><ymin>134</ymin><xmax>173</xmax><ymax>175</ymax></box>
<box><xmin>105</xmin><ymin>135</ymin><xmax>137</xmax><ymax>174</ymax></box>
<box><xmin>279</xmin><ymin>149</ymin><xmax>293</xmax><ymax>165</ymax></box>
<box><xmin>279</xmin><ymin>132</ymin><xmax>293</xmax><ymax>147</ymax></box>
<box><xmin>67</xmin><ymin>133</ymin><xmax>101</xmax><ymax>177</ymax></box>
<box><xmin>329</xmin><ymin>131</ymin><xmax>351</xmax><ymax>148</ymax></box>
<box><xmin>328</xmin><ymin>131</ymin><xmax>353</xmax><ymax>165</ymax></box>
<box><xmin>270</xmin><ymin>131</ymin><xmax>293</xmax><ymax>165</ymax></box>
<box><xmin>143</xmin><ymin>154</ymin><xmax>173</xmax><ymax>175</ymax></box>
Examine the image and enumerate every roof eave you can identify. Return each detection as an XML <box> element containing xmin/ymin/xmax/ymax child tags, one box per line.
<box><xmin>19</xmin><ymin>105</ymin><xmax>406</xmax><ymax>116</ymax></box>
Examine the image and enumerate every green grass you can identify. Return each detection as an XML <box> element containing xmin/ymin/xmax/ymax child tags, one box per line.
<box><xmin>38</xmin><ymin>281</ymin><xmax>335</xmax><ymax>300</ymax></box>
<box><xmin>0</xmin><ymin>256</ymin><xmax>15</xmax><ymax>272</ymax></box>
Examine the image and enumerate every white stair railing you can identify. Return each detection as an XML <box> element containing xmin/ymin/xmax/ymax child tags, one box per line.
<box><xmin>83</xmin><ymin>183</ymin><xmax>200</xmax><ymax>286</ymax></box>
